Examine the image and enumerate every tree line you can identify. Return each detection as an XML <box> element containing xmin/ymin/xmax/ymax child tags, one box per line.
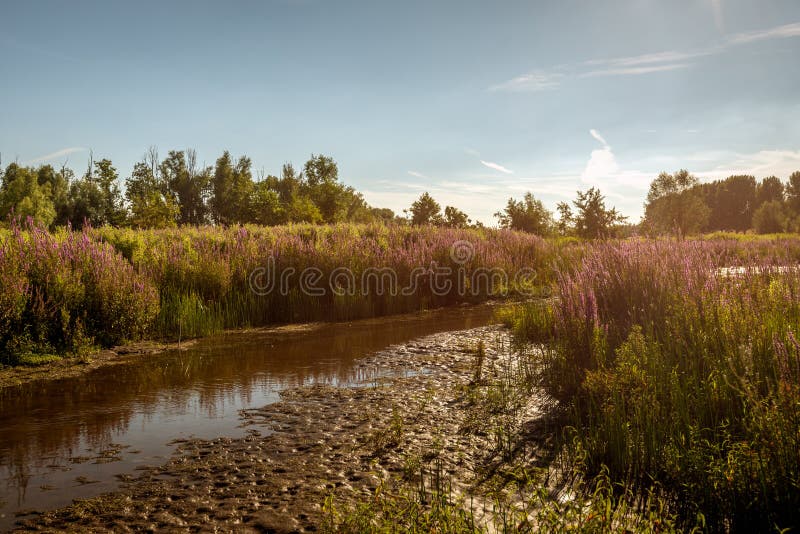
<box><xmin>0</xmin><ymin>149</ymin><xmax>397</xmax><ymax>229</ymax></box>
<box><xmin>2</xmin><ymin>148</ymin><xmax>798</xmax><ymax>237</ymax></box>
<box><xmin>643</xmin><ymin>170</ymin><xmax>800</xmax><ymax>235</ymax></box>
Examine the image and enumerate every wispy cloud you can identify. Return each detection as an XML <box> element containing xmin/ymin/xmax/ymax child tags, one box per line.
<box><xmin>23</xmin><ymin>147</ymin><xmax>86</xmax><ymax>165</ymax></box>
<box><xmin>407</xmin><ymin>170</ymin><xmax>429</xmax><ymax>179</ymax></box>
<box><xmin>491</xmin><ymin>20</ymin><xmax>800</xmax><ymax>91</ymax></box>
<box><xmin>589</xmin><ymin>129</ymin><xmax>609</xmax><ymax>146</ymax></box>
<box><xmin>727</xmin><ymin>21</ymin><xmax>800</xmax><ymax>45</ymax></box>
<box><xmin>489</xmin><ymin>70</ymin><xmax>564</xmax><ymax>92</ymax></box>
<box><xmin>584</xmin><ymin>49</ymin><xmax>714</xmax><ymax>68</ymax></box>
<box><xmin>581</xmin><ymin>63</ymin><xmax>692</xmax><ymax>78</ymax></box>
<box><xmin>480</xmin><ymin>160</ymin><xmax>514</xmax><ymax>174</ymax></box>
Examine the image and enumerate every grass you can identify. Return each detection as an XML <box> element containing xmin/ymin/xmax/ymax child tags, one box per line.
<box><xmin>506</xmin><ymin>239</ymin><xmax>800</xmax><ymax>532</ymax></box>
<box><xmin>0</xmin><ymin>220</ymin><xmax>557</xmax><ymax>365</ymax></box>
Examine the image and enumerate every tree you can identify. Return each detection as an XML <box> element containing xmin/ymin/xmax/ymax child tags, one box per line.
<box><xmin>443</xmin><ymin>206</ymin><xmax>470</xmax><ymax>228</ymax></box>
<box><xmin>68</xmin><ymin>157</ymin><xmax>126</xmax><ymax>228</ymax></box>
<box><xmin>698</xmin><ymin>175</ymin><xmax>757</xmax><ymax>231</ymax></box>
<box><xmin>126</xmin><ymin>161</ymin><xmax>179</xmax><ymax>228</ymax></box>
<box><xmin>370</xmin><ymin>207</ymin><xmax>397</xmax><ymax>223</ymax></box>
<box><xmin>757</xmin><ymin>176</ymin><xmax>784</xmax><ymax>205</ymax></box>
<box><xmin>643</xmin><ymin>170</ymin><xmax>709</xmax><ymax>236</ymax></box>
<box><xmin>407</xmin><ymin>192</ymin><xmax>442</xmax><ymax>226</ymax></box>
<box><xmin>161</xmin><ymin>149</ymin><xmax>210</xmax><ymax>225</ymax></box>
<box><xmin>495</xmin><ymin>192</ymin><xmax>552</xmax><ymax>235</ymax></box>
<box><xmin>572</xmin><ymin>187</ymin><xmax>626</xmax><ymax>239</ymax></box>
<box><xmin>787</xmin><ymin>171</ymin><xmax>800</xmax><ymax>215</ymax></box>
<box><xmin>0</xmin><ymin>163</ymin><xmax>56</xmax><ymax>226</ymax></box>
<box><xmin>210</xmin><ymin>151</ymin><xmax>254</xmax><ymax>225</ymax></box>
<box><xmin>285</xmin><ymin>195</ymin><xmax>322</xmax><ymax>223</ymax></box>
<box><xmin>752</xmin><ymin>200</ymin><xmax>788</xmax><ymax>234</ymax></box>
<box><xmin>556</xmin><ymin>201</ymin><xmax>573</xmax><ymax>236</ymax></box>
<box><xmin>250</xmin><ymin>180</ymin><xmax>286</xmax><ymax>225</ymax></box>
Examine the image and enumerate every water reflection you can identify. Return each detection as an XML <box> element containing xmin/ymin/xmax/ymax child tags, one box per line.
<box><xmin>0</xmin><ymin>305</ymin><xmax>495</xmax><ymax>528</ymax></box>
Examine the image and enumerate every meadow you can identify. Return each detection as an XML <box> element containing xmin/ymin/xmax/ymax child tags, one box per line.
<box><xmin>3</xmin><ymin>220</ymin><xmax>800</xmax><ymax>530</ymax></box>
<box><xmin>500</xmin><ymin>237</ymin><xmax>800</xmax><ymax>532</ymax></box>
<box><xmin>0</xmin><ymin>220</ymin><xmax>556</xmax><ymax>366</ymax></box>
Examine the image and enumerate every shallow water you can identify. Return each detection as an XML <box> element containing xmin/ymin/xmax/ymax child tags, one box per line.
<box><xmin>0</xmin><ymin>305</ymin><xmax>495</xmax><ymax>530</ymax></box>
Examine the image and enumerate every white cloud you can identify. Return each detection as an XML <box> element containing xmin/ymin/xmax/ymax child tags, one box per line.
<box><xmin>23</xmin><ymin>147</ymin><xmax>86</xmax><ymax>165</ymax></box>
<box><xmin>489</xmin><ymin>70</ymin><xmax>564</xmax><ymax>92</ymax></box>
<box><xmin>584</xmin><ymin>49</ymin><xmax>715</xmax><ymax>68</ymax></box>
<box><xmin>581</xmin><ymin>63</ymin><xmax>691</xmax><ymax>78</ymax></box>
<box><xmin>589</xmin><ymin>129</ymin><xmax>609</xmax><ymax>146</ymax></box>
<box><xmin>582</xmin><ymin>147</ymin><xmax>620</xmax><ymax>184</ymax></box>
<box><xmin>480</xmin><ymin>160</ymin><xmax>514</xmax><ymax>174</ymax></box>
<box><xmin>491</xmin><ymin>20</ymin><xmax>800</xmax><ymax>90</ymax></box>
<box><xmin>695</xmin><ymin>149</ymin><xmax>800</xmax><ymax>179</ymax></box>
<box><xmin>407</xmin><ymin>170</ymin><xmax>429</xmax><ymax>179</ymax></box>
<box><xmin>727</xmin><ymin>22</ymin><xmax>800</xmax><ymax>45</ymax></box>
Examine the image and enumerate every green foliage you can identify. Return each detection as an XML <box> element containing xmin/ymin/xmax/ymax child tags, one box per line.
<box><xmin>495</xmin><ymin>192</ymin><xmax>553</xmax><ymax>235</ymax></box>
<box><xmin>0</xmin><ymin>222</ymin><xmax>159</xmax><ymax>365</ymax></box>
<box><xmin>752</xmin><ymin>200</ymin><xmax>789</xmax><ymax>234</ymax></box>
<box><xmin>510</xmin><ymin>240</ymin><xmax>800</xmax><ymax>531</ymax></box>
<box><xmin>443</xmin><ymin>205</ymin><xmax>471</xmax><ymax>228</ymax></box>
<box><xmin>0</xmin><ymin>163</ymin><xmax>57</xmax><ymax>227</ymax></box>
<box><xmin>210</xmin><ymin>151</ymin><xmax>254</xmax><ymax>225</ymax></box>
<box><xmin>644</xmin><ymin>170</ymin><xmax>709</xmax><ymax>236</ymax></box>
<box><xmin>572</xmin><ymin>187</ymin><xmax>626</xmax><ymax>239</ymax></box>
<box><xmin>408</xmin><ymin>192</ymin><xmax>442</xmax><ymax>225</ymax></box>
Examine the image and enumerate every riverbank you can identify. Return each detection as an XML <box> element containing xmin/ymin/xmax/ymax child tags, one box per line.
<box><xmin>0</xmin><ymin>303</ymin><xmax>503</xmax><ymax>392</ymax></box>
<box><xmin>12</xmin><ymin>319</ymin><xmax>684</xmax><ymax>533</ymax></box>
<box><xmin>0</xmin><ymin>340</ymin><xmax>199</xmax><ymax>390</ymax></box>
<box><xmin>12</xmin><ymin>325</ymin><xmax>541</xmax><ymax>531</ymax></box>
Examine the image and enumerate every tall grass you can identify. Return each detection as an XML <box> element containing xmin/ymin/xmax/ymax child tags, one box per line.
<box><xmin>0</xmin><ymin>220</ymin><xmax>159</xmax><ymax>365</ymax></box>
<box><xmin>91</xmin><ymin>224</ymin><xmax>557</xmax><ymax>340</ymax></box>
<box><xmin>0</xmin><ymin>221</ymin><xmax>557</xmax><ymax>364</ymax></box>
<box><xmin>514</xmin><ymin>239</ymin><xmax>800</xmax><ymax>531</ymax></box>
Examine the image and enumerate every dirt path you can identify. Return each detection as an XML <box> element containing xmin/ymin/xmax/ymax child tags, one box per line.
<box><xmin>13</xmin><ymin>325</ymin><xmax>552</xmax><ymax>533</ymax></box>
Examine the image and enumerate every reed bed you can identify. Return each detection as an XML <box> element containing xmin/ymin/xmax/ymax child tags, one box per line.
<box><xmin>509</xmin><ymin>238</ymin><xmax>800</xmax><ymax>531</ymax></box>
<box><xmin>0</xmin><ymin>221</ymin><xmax>556</xmax><ymax>365</ymax></box>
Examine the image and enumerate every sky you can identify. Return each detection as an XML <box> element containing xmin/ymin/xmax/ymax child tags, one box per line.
<box><xmin>1</xmin><ymin>0</ymin><xmax>799</xmax><ymax>224</ymax></box>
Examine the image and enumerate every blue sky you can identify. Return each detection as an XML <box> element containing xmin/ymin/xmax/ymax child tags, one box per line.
<box><xmin>2</xmin><ymin>0</ymin><xmax>799</xmax><ymax>224</ymax></box>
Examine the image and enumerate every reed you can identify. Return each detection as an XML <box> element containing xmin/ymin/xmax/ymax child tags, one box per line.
<box><xmin>0</xmin><ymin>221</ymin><xmax>557</xmax><ymax>364</ymax></box>
<box><xmin>510</xmin><ymin>239</ymin><xmax>800</xmax><ymax>531</ymax></box>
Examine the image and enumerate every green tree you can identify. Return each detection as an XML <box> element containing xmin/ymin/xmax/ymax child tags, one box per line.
<box><xmin>126</xmin><ymin>161</ymin><xmax>179</xmax><ymax>228</ymax></box>
<box><xmin>68</xmin><ymin>157</ymin><xmax>126</xmax><ymax>228</ymax></box>
<box><xmin>285</xmin><ymin>195</ymin><xmax>322</xmax><ymax>223</ymax></box>
<box><xmin>495</xmin><ymin>192</ymin><xmax>552</xmax><ymax>235</ymax></box>
<box><xmin>572</xmin><ymin>187</ymin><xmax>626</xmax><ymax>239</ymax></box>
<box><xmin>0</xmin><ymin>163</ymin><xmax>56</xmax><ymax>226</ymax></box>
<box><xmin>443</xmin><ymin>206</ymin><xmax>471</xmax><ymax>228</ymax></box>
<box><xmin>250</xmin><ymin>180</ymin><xmax>286</xmax><ymax>225</ymax></box>
<box><xmin>370</xmin><ymin>207</ymin><xmax>397</xmax><ymax>223</ymax></box>
<box><xmin>407</xmin><ymin>192</ymin><xmax>442</xmax><ymax>225</ymax></box>
<box><xmin>757</xmin><ymin>176</ymin><xmax>784</xmax><ymax>205</ymax></box>
<box><xmin>556</xmin><ymin>201</ymin><xmax>573</xmax><ymax>236</ymax></box>
<box><xmin>161</xmin><ymin>149</ymin><xmax>210</xmax><ymax>225</ymax></box>
<box><xmin>698</xmin><ymin>175</ymin><xmax>757</xmax><ymax>231</ymax></box>
<box><xmin>752</xmin><ymin>200</ymin><xmax>788</xmax><ymax>234</ymax></box>
<box><xmin>301</xmin><ymin>154</ymin><xmax>365</xmax><ymax>223</ymax></box>
<box><xmin>211</xmin><ymin>151</ymin><xmax>254</xmax><ymax>225</ymax></box>
<box><xmin>786</xmin><ymin>171</ymin><xmax>800</xmax><ymax>215</ymax></box>
<box><xmin>643</xmin><ymin>170</ymin><xmax>709</xmax><ymax>236</ymax></box>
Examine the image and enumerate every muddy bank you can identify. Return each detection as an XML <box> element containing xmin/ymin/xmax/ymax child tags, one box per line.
<box><xmin>13</xmin><ymin>325</ymin><xmax>554</xmax><ymax>532</ymax></box>
<box><xmin>0</xmin><ymin>303</ymin><xmax>505</xmax><ymax>392</ymax></box>
<box><xmin>0</xmin><ymin>340</ymin><xmax>200</xmax><ymax>390</ymax></box>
